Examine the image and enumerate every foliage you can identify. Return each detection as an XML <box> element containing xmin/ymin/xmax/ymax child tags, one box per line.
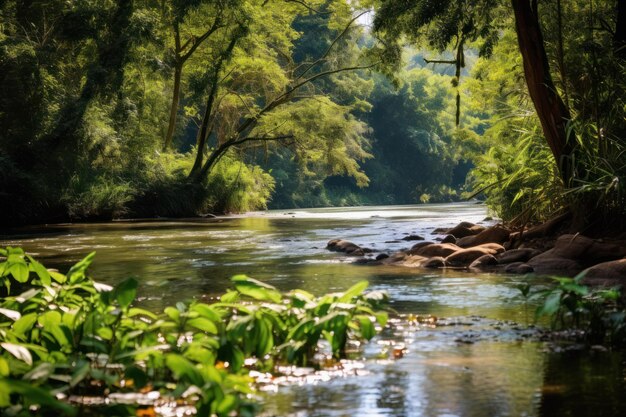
<box><xmin>0</xmin><ymin>247</ymin><xmax>388</xmax><ymax>415</ymax></box>
<box><xmin>534</xmin><ymin>275</ymin><xmax>626</xmax><ymax>347</ymax></box>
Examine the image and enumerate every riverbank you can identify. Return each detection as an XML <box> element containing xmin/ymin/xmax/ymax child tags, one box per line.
<box><xmin>328</xmin><ymin>217</ymin><xmax>626</xmax><ymax>285</ymax></box>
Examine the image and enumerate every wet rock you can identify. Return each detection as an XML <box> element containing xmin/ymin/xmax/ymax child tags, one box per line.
<box><xmin>431</xmin><ymin>227</ymin><xmax>449</xmax><ymax>234</ymax></box>
<box><xmin>326</xmin><ymin>239</ymin><xmax>364</xmax><ymax>256</ymax></box>
<box><xmin>549</xmin><ymin>234</ymin><xmax>626</xmax><ymax>266</ymax></box>
<box><xmin>422</xmin><ymin>256</ymin><xmax>446</xmax><ymax>268</ymax></box>
<box><xmin>504</xmin><ymin>262</ymin><xmax>534</xmax><ymax>274</ymax></box>
<box><xmin>375</xmin><ymin>253</ymin><xmax>390</xmax><ymax>261</ymax></box>
<box><xmin>476</xmin><ymin>243</ymin><xmax>506</xmax><ymax>254</ymax></box>
<box><xmin>407</xmin><ymin>241</ymin><xmax>434</xmax><ymax>255</ymax></box>
<box><xmin>446</xmin><ymin>247</ymin><xmax>500</xmax><ymax>267</ymax></box>
<box><xmin>445</xmin><ymin>222</ymin><xmax>485</xmax><ymax>238</ymax></box>
<box><xmin>527</xmin><ymin>257</ymin><xmax>583</xmax><ymax>275</ymax></box>
<box><xmin>496</xmin><ymin>248</ymin><xmax>542</xmax><ymax>264</ymax></box>
<box><xmin>580</xmin><ymin>259</ymin><xmax>626</xmax><ymax>286</ymax></box>
<box><xmin>456</xmin><ymin>225</ymin><xmax>510</xmax><ymax>248</ymax></box>
<box><xmin>412</xmin><ymin>243</ymin><xmax>461</xmax><ymax>258</ymax></box>
<box><xmin>401</xmin><ymin>255</ymin><xmax>429</xmax><ymax>267</ymax></box>
<box><xmin>402</xmin><ymin>234</ymin><xmax>425</xmax><ymax>241</ymax></box>
<box><xmin>469</xmin><ymin>254</ymin><xmax>498</xmax><ymax>269</ymax></box>
<box><xmin>441</xmin><ymin>234</ymin><xmax>457</xmax><ymax>244</ymax></box>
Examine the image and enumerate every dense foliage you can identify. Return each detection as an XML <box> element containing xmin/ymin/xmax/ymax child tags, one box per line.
<box><xmin>374</xmin><ymin>0</ymin><xmax>626</xmax><ymax>230</ymax></box>
<box><xmin>0</xmin><ymin>247</ymin><xmax>388</xmax><ymax>415</ymax></box>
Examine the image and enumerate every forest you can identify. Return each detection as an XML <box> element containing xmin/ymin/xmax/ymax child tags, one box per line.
<box><xmin>2</xmin><ymin>0</ymin><xmax>622</xmax><ymax>229</ymax></box>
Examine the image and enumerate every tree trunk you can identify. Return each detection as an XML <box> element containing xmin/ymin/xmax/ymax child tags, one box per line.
<box><xmin>163</xmin><ymin>62</ymin><xmax>182</xmax><ymax>151</ymax></box>
<box><xmin>511</xmin><ymin>0</ymin><xmax>576</xmax><ymax>185</ymax></box>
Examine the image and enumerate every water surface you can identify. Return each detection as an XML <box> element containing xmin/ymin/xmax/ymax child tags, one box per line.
<box><xmin>2</xmin><ymin>202</ymin><xmax>625</xmax><ymax>417</ymax></box>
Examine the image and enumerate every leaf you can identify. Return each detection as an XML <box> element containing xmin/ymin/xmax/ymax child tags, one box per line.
<box><xmin>187</xmin><ymin>317</ymin><xmax>218</xmax><ymax>334</ymax></box>
<box><xmin>216</xmin><ymin>394</ymin><xmax>238</xmax><ymax>415</ymax></box>
<box><xmin>23</xmin><ymin>362</ymin><xmax>54</xmax><ymax>382</ymax></box>
<box><xmin>356</xmin><ymin>315</ymin><xmax>375</xmax><ymax>340</ymax></box>
<box><xmin>0</xmin><ymin>357</ymin><xmax>9</xmax><ymax>377</ymax></box>
<box><xmin>27</xmin><ymin>256</ymin><xmax>51</xmax><ymax>286</ymax></box>
<box><xmin>49</xmin><ymin>270</ymin><xmax>67</xmax><ymax>284</ymax></box>
<box><xmin>8</xmin><ymin>380</ymin><xmax>76</xmax><ymax>415</ymax></box>
<box><xmin>165</xmin><ymin>354</ymin><xmax>204</xmax><ymax>386</ymax></box>
<box><xmin>114</xmin><ymin>278</ymin><xmax>138</xmax><ymax>309</ymax></box>
<box><xmin>0</xmin><ymin>308</ymin><xmax>21</xmax><ymax>321</ymax></box>
<box><xmin>232</xmin><ymin>275</ymin><xmax>282</xmax><ymax>303</ymax></box>
<box><xmin>338</xmin><ymin>280</ymin><xmax>369</xmax><ymax>302</ymax></box>
<box><xmin>13</xmin><ymin>313</ymin><xmax>37</xmax><ymax>336</ymax></box>
<box><xmin>38</xmin><ymin>310</ymin><xmax>62</xmax><ymax>328</ymax></box>
<box><xmin>1</xmin><ymin>342</ymin><xmax>33</xmax><ymax>365</ymax></box>
<box><xmin>67</xmin><ymin>251</ymin><xmax>96</xmax><ymax>283</ymax></box>
<box><xmin>10</xmin><ymin>262</ymin><xmax>29</xmax><ymax>283</ymax></box>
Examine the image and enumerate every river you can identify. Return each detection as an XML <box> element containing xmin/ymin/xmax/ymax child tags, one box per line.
<box><xmin>1</xmin><ymin>202</ymin><xmax>625</xmax><ymax>417</ymax></box>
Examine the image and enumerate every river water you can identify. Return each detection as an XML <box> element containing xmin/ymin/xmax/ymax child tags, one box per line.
<box><xmin>2</xmin><ymin>202</ymin><xmax>625</xmax><ymax>417</ymax></box>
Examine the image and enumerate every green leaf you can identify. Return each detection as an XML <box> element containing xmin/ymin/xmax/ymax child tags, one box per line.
<box><xmin>187</xmin><ymin>317</ymin><xmax>218</xmax><ymax>334</ymax></box>
<box><xmin>356</xmin><ymin>315</ymin><xmax>375</xmax><ymax>340</ymax></box>
<box><xmin>1</xmin><ymin>342</ymin><xmax>33</xmax><ymax>365</ymax></box>
<box><xmin>38</xmin><ymin>310</ymin><xmax>62</xmax><ymax>328</ymax></box>
<box><xmin>232</xmin><ymin>275</ymin><xmax>282</xmax><ymax>303</ymax></box>
<box><xmin>114</xmin><ymin>278</ymin><xmax>138</xmax><ymax>309</ymax></box>
<box><xmin>13</xmin><ymin>313</ymin><xmax>37</xmax><ymax>336</ymax></box>
<box><xmin>165</xmin><ymin>353</ymin><xmax>204</xmax><ymax>386</ymax></box>
<box><xmin>338</xmin><ymin>280</ymin><xmax>369</xmax><ymax>302</ymax></box>
<box><xmin>216</xmin><ymin>394</ymin><xmax>238</xmax><ymax>415</ymax></box>
<box><xmin>23</xmin><ymin>362</ymin><xmax>54</xmax><ymax>382</ymax></box>
<box><xmin>27</xmin><ymin>256</ymin><xmax>51</xmax><ymax>286</ymax></box>
<box><xmin>0</xmin><ymin>357</ymin><xmax>9</xmax><ymax>377</ymax></box>
<box><xmin>67</xmin><ymin>252</ymin><xmax>96</xmax><ymax>283</ymax></box>
<box><xmin>10</xmin><ymin>262</ymin><xmax>29</xmax><ymax>283</ymax></box>
<box><xmin>7</xmin><ymin>380</ymin><xmax>76</xmax><ymax>415</ymax></box>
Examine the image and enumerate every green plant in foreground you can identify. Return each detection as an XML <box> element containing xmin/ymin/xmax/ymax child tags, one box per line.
<box><xmin>535</xmin><ymin>275</ymin><xmax>626</xmax><ymax>346</ymax></box>
<box><xmin>0</xmin><ymin>247</ymin><xmax>388</xmax><ymax>416</ymax></box>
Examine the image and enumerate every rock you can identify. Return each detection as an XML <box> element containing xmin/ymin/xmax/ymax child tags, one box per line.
<box><xmin>580</xmin><ymin>259</ymin><xmax>626</xmax><ymax>286</ymax></box>
<box><xmin>407</xmin><ymin>241</ymin><xmax>434</xmax><ymax>255</ymax></box>
<box><xmin>326</xmin><ymin>239</ymin><xmax>364</xmax><ymax>256</ymax></box>
<box><xmin>483</xmin><ymin>216</ymin><xmax>493</xmax><ymax>221</ymax></box>
<box><xmin>445</xmin><ymin>247</ymin><xmax>501</xmax><ymax>267</ymax></box>
<box><xmin>402</xmin><ymin>234</ymin><xmax>425</xmax><ymax>241</ymax></box>
<box><xmin>475</xmin><ymin>243</ymin><xmax>506</xmax><ymax>254</ymax></box>
<box><xmin>456</xmin><ymin>225</ymin><xmax>510</xmax><ymax>248</ymax></box>
<box><xmin>527</xmin><ymin>257</ymin><xmax>583</xmax><ymax>276</ymax></box>
<box><xmin>402</xmin><ymin>255</ymin><xmax>429</xmax><ymax>267</ymax></box>
<box><xmin>441</xmin><ymin>234</ymin><xmax>457</xmax><ymax>244</ymax></box>
<box><xmin>496</xmin><ymin>248</ymin><xmax>542</xmax><ymax>264</ymax></box>
<box><xmin>432</xmin><ymin>227</ymin><xmax>449</xmax><ymax>234</ymax></box>
<box><xmin>422</xmin><ymin>257</ymin><xmax>446</xmax><ymax>268</ymax></box>
<box><xmin>445</xmin><ymin>223</ymin><xmax>485</xmax><ymax>238</ymax></box>
<box><xmin>530</xmin><ymin>234</ymin><xmax>626</xmax><ymax>268</ymax></box>
<box><xmin>375</xmin><ymin>253</ymin><xmax>390</xmax><ymax>261</ymax></box>
<box><xmin>382</xmin><ymin>252</ymin><xmax>408</xmax><ymax>264</ymax></box>
<box><xmin>469</xmin><ymin>254</ymin><xmax>498</xmax><ymax>269</ymax></box>
<box><xmin>412</xmin><ymin>243</ymin><xmax>461</xmax><ymax>258</ymax></box>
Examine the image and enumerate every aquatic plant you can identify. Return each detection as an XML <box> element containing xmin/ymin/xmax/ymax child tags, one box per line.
<box><xmin>0</xmin><ymin>247</ymin><xmax>388</xmax><ymax>416</ymax></box>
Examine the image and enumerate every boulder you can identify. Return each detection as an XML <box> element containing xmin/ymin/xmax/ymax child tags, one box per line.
<box><xmin>475</xmin><ymin>243</ymin><xmax>506</xmax><ymax>254</ymax></box>
<box><xmin>402</xmin><ymin>234</ymin><xmax>425</xmax><ymax>241</ymax></box>
<box><xmin>441</xmin><ymin>234</ymin><xmax>457</xmax><ymax>244</ymax></box>
<box><xmin>412</xmin><ymin>243</ymin><xmax>461</xmax><ymax>258</ymax></box>
<box><xmin>407</xmin><ymin>241</ymin><xmax>434</xmax><ymax>255</ymax></box>
<box><xmin>422</xmin><ymin>256</ymin><xmax>446</xmax><ymax>268</ymax></box>
<box><xmin>469</xmin><ymin>254</ymin><xmax>498</xmax><ymax>269</ymax></box>
<box><xmin>529</xmin><ymin>234</ymin><xmax>626</xmax><ymax>269</ymax></box>
<box><xmin>504</xmin><ymin>262</ymin><xmax>534</xmax><ymax>274</ymax></box>
<box><xmin>456</xmin><ymin>225</ymin><xmax>510</xmax><ymax>248</ymax></box>
<box><xmin>580</xmin><ymin>259</ymin><xmax>626</xmax><ymax>286</ymax></box>
<box><xmin>326</xmin><ymin>239</ymin><xmax>364</xmax><ymax>256</ymax></box>
<box><xmin>375</xmin><ymin>253</ymin><xmax>390</xmax><ymax>261</ymax></box>
<box><xmin>527</xmin><ymin>256</ymin><xmax>583</xmax><ymax>276</ymax></box>
<box><xmin>401</xmin><ymin>255</ymin><xmax>429</xmax><ymax>267</ymax></box>
<box><xmin>445</xmin><ymin>247</ymin><xmax>500</xmax><ymax>267</ymax></box>
<box><xmin>445</xmin><ymin>223</ymin><xmax>485</xmax><ymax>238</ymax></box>
<box><xmin>496</xmin><ymin>248</ymin><xmax>542</xmax><ymax>264</ymax></box>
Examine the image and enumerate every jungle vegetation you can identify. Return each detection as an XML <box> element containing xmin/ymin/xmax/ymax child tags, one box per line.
<box><xmin>0</xmin><ymin>0</ymin><xmax>625</xmax><ymax>233</ymax></box>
